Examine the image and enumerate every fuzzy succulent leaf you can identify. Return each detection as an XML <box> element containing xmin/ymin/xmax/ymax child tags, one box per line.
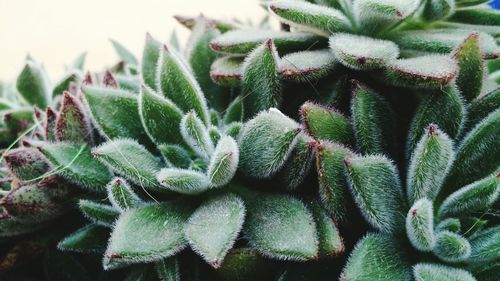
<box><xmin>157</xmin><ymin>168</ymin><xmax>211</xmax><ymax>195</ymax></box>
<box><xmin>39</xmin><ymin>143</ymin><xmax>112</xmax><ymax>192</ymax></box>
<box><xmin>345</xmin><ymin>155</ymin><xmax>405</xmax><ymax>233</ymax></box>
<box><xmin>78</xmin><ymin>199</ymin><xmax>120</xmax><ymax>227</ymax></box>
<box><xmin>464</xmin><ymin>88</ymin><xmax>499</xmax><ymax>132</ymax></box>
<box><xmin>468</xmin><ymin>225</ymin><xmax>500</xmax><ymax>263</ymax></box>
<box><xmin>413</xmin><ymin>263</ymin><xmax>476</xmax><ymax>281</ymax></box>
<box><xmin>438</xmin><ymin>174</ymin><xmax>499</xmax><ymax>218</ymax></box>
<box><xmin>340</xmin><ymin>233</ymin><xmax>412</xmax><ymax>281</ymax></box>
<box><xmin>216</xmin><ymin>248</ymin><xmax>272</xmax><ymax>281</ymax></box>
<box><xmin>185</xmin><ymin>193</ymin><xmax>246</xmax><ymax>267</ymax></box>
<box><xmin>207</xmin><ymin>136</ymin><xmax>239</xmax><ymax>187</ymax></box>
<box><xmin>16</xmin><ymin>61</ymin><xmax>50</xmax><ymax>108</ymax></box>
<box><xmin>104</xmin><ymin>202</ymin><xmax>191</xmax><ymax>270</ymax></box>
<box><xmin>353</xmin><ymin>0</ymin><xmax>420</xmax><ymax>34</ymax></box>
<box><xmin>422</xmin><ymin>0</ymin><xmax>455</xmax><ymax>22</ymax></box>
<box><xmin>268</xmin><ymin>0</ymin><xmax>351</xmax><ymax>36</ymax></box>
<box><xmin>384</xmin><ymin>55</ymin><xmax>458</xmax><ymax>89</ymax></box>
<box><xmin>448</xmin><ymin>8</ymin><xmax>500</xmax><ymax>26</ymax></box>
<box><xmin>452</xmin><ymin>33</ymin><xmax>484</xmax><ymax>103</ymax></box>
<box><xmin>45</xmin><ymin>107</ymin><xmax>58</xmax><ymax>142</ymax></box>
<box><xmin>58</xmin><ymin>224</ymin><xmax>110</xmax><ymax>253</ymax></box>
<box><xmin>433</xmin><ymin>231</ymin><xmax>471</xmax><ymax>262</ymax></box>
<box><xmin>407</xmin><ymin>124</ymin><xmax>454</xmax><ymax>204</ymax></box>
<box><xmin>180</xmin><ymin>111</ymin><xmax>215</xmax><ymax>160</ymax></box>
<box><xmin>93</xmin><ymin>138</ymin><xmax>164</xmax><ymax>192</ymax></box>
<box><xmin>158</xmin><ymin>144</ymin><xmax>191</xmax><ymax>169</ymax></box>
<box><xmin>107</xmin><ymin>177</ymin><xmax>143</xmax><ymax>211</ymax></box>
<box><xmin>210</xmin><ymin>56</ymin><xmax>243</xmax><ymax>87</ymax></box>
<box><xmin>139</xmin><ymin>86</ymin><xmax>184</xmax><ymax>146</ymax></box>
<box><xmin>3</xmin><ymin>147</ymin><xmax>52</xmax><ymax>182</ymax></box>
<box><xmin>224</xmin><ymin>96</ymin><xmax>244</xmax><ymax>124</ymax></box>
<box><xmin>309</xmin><ymin>201</ymin><xmax>344</xmax><ymax>257</ymax></box>
<box><xmin>52</xmin><ymin>71</ymin><xmax>80</xmax><ymax>98</ymax></box>
<box><xmin>279</xmin><ymin>50</ymin><xmax>337</xmax><ymax>82</ymax></box>
<box><xmin>406</xmin><ymin>198</ymin><xmax>435</xmax><ymax>252</ymax></box>
<box><xmin>277</xmin><ymin>133</ymin><xmax>316</xmax><ymax>190</ymax></box>
<box><xmin>330</xmin><ymin>34</ymin><xmax>399</xmax><ymax>70</ymax></box>
<box><xmin>241</xmin><ymin>40</ymin><xmax>281</xmax><ymax>119</ymax></box>
<box><xmin>111</xmin><ymin>39</ymin><xmax>138</xmax><ymax>66</ymax></box>
<box><xmin>141</xmin><ymin>34</ymin><xmax>162</xmax><ymax>90</ymax></box>
<box><xmin>157</xmin><ymin>45</ymin><xmax>210</xmax><ymax>125</ymax></box>
<box><xmin>244</xmin><ymin>193</ymin><xmax>318</xmax><ymax>261</ymax></box>
<box><xmin>155</xmin><ymin>258</ymin><xmax>180</xmax><ymax>281</ymax></box>
<box><xmin>239</xmin><ymin>108</ymin><xmax>301</xmax><ymax>178</ymax></box>
<box><xmin>56</xmin><ymin>92</ymin><xmax>92</xmax><ymax>144</ymax></box>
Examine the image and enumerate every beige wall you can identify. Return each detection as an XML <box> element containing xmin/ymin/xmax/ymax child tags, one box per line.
<box><xmin>0</xmin><ymin>0</ymin><xmax>265</xmax><ymax>81</ymax></box>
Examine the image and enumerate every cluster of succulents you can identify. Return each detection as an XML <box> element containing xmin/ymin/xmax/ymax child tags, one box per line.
<box><xmin>0</xmin><ymin>0</ymin><xmax>499</xmax><ymax>280</ymax></box>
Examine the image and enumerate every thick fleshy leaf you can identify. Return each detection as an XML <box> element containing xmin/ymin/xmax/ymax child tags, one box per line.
<box><xmin>210</xmin><ymin>29</ymin><xmax>326</xmax><ymax>55</ymax></box>
<box><xmin>351</xmin><ymin>80</ymin><xmax>396</xmax><ymax>156</ymax></box>
<box><xmin>300</xmin><ymin>101</ymin><xmax>354</xmax><ymax>145</ymax></box>
<box><xmin>407</xmin><ymin>124</ymin><xmax>454</xmax><ymax>204</ymax></box>
<box><xmin>244</xmin><ymin>194</ymin><xmax>318</xmax><ymax>261</ymax></box>
<box><xmin>139</xmin><ymin>86</ymin><xmax>184</xmax><ymax>146</ymax></box>
<box><xmin>157</xmin><ymin>45</ymin><xmax>210</xmax><ymax>125</ymax></box>
<box><xmin>39</xmin><ymin>143</ymin><xmax>112</xmax><ymax>192</ymax></box>
<box><xmin>3</xmin><ymin>108</ymin><xmax>33</xmax><ymax>134</ymax></box>
<box><xmin>82</xmin><ymin>86</ymin><xmax>152</xmax><ymax>147</ymax></box>
<box><xmin>180</xmin><ymin>111</ymin><xmax>214</xmax><ymax>160</ymax></box>
<box><xmin>330</xmin><ymin>34</ymin><xmax>399</xmax><ymax>70</ymax></box>
<box><xmin>422</xmin><ymin>0</ymin><xmax>455</xmax><ymax>21</ymax></box>
<box><xmin>413</xmin><ymin>263</ymin><xmax>476</xmax><ymax>281</ymax></box>
<box><xmin>92</xmin><ymin>138</ymin><xmax>164</xmax><ymax>192</ymax></box>
<box><xmin>433</xmin><ymin>231</ymin><xmax>471</xmax><ymax>262</ymax></box>
<box><xmin>58</xmin><ymin>224</ymin><xmax>110</xmax><ymax>253</ymax></box>
<box><xmin>224</xmin><ymin>96</ymin><xmax>244</xmax><ymax>124</ymax></box>
<box><xmin>104</xmin><ymin>202</ymin><xmax>191</xmax><ymax>269</ymax></box>
<box><xmin>468</xmin><ymin>225</ymin><xmax>500</xmax><ymax>263</ymax></box>
<box><xmin>45</xmin><ymin>107</ymin><xmax>57</xmax><ymax>142</ymax></box>
<box><xmin>155</xmin><ymin>258</ymin><xmax>180</xmax><ymax>281</ymax></box>
<box><xmin>210</xmin><ymin>56</ymin><xmax>243</xmax><ymax>87</ymax></box>
<box><xmin>438</xmin><ymin>174</ymin><xmax>499</xmax><ymax>218</ymax></box>
<box><xmin>437</xmin><ymin>219</ymin><xmax>461</xmax><ymax>233</ymax></box>
<box><xmin>111</xmin><ymin>39</ymin><xmax>138</xmax><ymax>66</ymax></box>
<box><xmin>52</xmin><ymin>71</ymin><xmax>81</xmax><ymax>98</ymax></box>
<box><xmin>158</xmin><ymin>144</ymin><xmax>191</xmax><ymax>168</ymax></box>
<box><xmin>407</xmin><ymin>86</ymin><xmax>465</xmax><ymax>154</ymax></box>
<box><xmin>452</xmin><ymin>33</ymin><xmax>484</xmax><ymax>103</ymax></box>
<box><xmin>384</xmin><ymin>55</ymin><xmax>458</xmax><ymax>89</ymax></box>
<box><xmin>107</xmin><ymin>177</ymin><xmax>143</xmax><ymax>211</ymax></box>
<box><xmin>315</xmin><ymin>141</ymin><xmax>353</xmax><ymax>221</ymax></box>
<box><xmin>207</xmin><ymin>136</ymin><xmax>239</xmax><ymax>187</ymax></box>
<box><xmin>16</xmin><ymin>61</ymin><xmax>50</xmax><ymax>108</ymax></box>
<box><xmin>268</xmin><ymin>0</ymin><xmax>351</xmax><ymax>36</ymax></box>
<box><xmin>448</xmin><ymin>8</ymin><xmax>500</xmax><ymax>26</ymax></box>
<box><xmin>340</xmin><ymin>233</ymin><xmax>412</xmax><ymax>281</ymax></box>
<box><xmin>3</xmin><ymin>147</ymin><xmax>52</xmax><ymax>182</ymax></box>
<box><xmin>239</xmin><ymin>108</ymin><xmax>301</xmax><ymax>178</ymax></box>
<box><xmin>141</xmin><ymin>33</ymin><xmax>162</xmax><ymax>89</ymax></box>
<box><xmin>56</xmin><ymin>92</ymin><xmax>92</xmax><ymax>144</ymax></box>
<box><xmin>185</xmin><ymin>17</ymin><xmax>228</xmax><ymax>111</ymax></box>
<box><xmin>241</xmin><ymin>40</ymin><xmax>281</xmax><ymax>119</ymax></box>
<box><xmin>279</xmin><ymin>50</ymin><xmax>337</xmax><ymax>82</ymax></box>
<box><xmin>353</xmin><ymin>0</ymin><xmax>420</xmax><ymax>34</ymax></box>
<box><xmin>345</xmin><ymin>155</ymin><xmax>405</xmax><ymax>233</ymax></box>
<box><xmin>185</xmin><ymin>194</ymin><xmax>245</xmax><ymax>267</ymax></box>
<box><xmin>406</xmin><ymin>198</ymin><xmax>435</xmax><ymax>252</ymax></box>
<box><xmin>157</xmin><ymin>168</ymin><xmax>211</xmax><ymax>195</ymax></box>
<box><xmin>463</xmin><ymin>88</ymin><xmax>499</xmax><ymax>132</ymax></box>
<box><xmin>216</xmin><ymin>248</ymin><xmax>274</xmax><ymax>281</ymax></box>
<box><xmin>78</xmin><ymin>200</ymin><xmax>120</xmax><ymax>227</ymax></box>
<box><xmin>309</xmin><ymin>201</ymin><xmax>344</xmax><ymax>257</ymax></box>
<box><xmin>277</xmin><ymin>133</ymin><xmax>315</xmax><ymax>190</ymax></box>
<box><xmin>174</xmin><ymin>14</ymin><xmax>242</xmax><ymax>33</ymax></box>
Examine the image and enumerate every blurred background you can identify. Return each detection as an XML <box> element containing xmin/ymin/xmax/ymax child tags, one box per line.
<box><xmin>0</xmin><ymin>0</ymin><xmax>265</xmax><ymax>80</ymax></box>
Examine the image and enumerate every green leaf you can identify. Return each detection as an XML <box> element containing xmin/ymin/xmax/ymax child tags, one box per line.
<box><xmin>55</xmin><ymin>92</ymin><xmax>92</xmax><ymax>144</ymax></box>
<box><xmin>158</xmin><ymin>144</ymin><xmax>191</xmax><ymax>168</ymax></box>
<box><xmin>185</xmin><ymin>16</ymin><xmax>228</xmax><ymax>112</ymax></box>
<box><xmin>104</xmin><ymin>202</ymin><xmax>191</xmax><ymax>269</ymax></box>
<box><xmin>93</xmin><ymin>138</ymin><xmax>164</xmax><ymax>192</ymax></box>
<box><xmin>155</xmin><ymin>258</ymin><xmax>180</xmax><ymax>281</ymax></box>
<box><xmin>16</xmin><ymin>61</ymin><xmax>50</xmax><ymax>108</ymax></box>
<box><xmin>280</xmin><ymin>49</ymin><xmax>337</xmax><ymax>82</ymax></box>
<box><xmin>141</xmin><ymin>33</ymin><xmax>162</xmax><ymax>89</ymax></box>
<box><xmin>111</xmin><ymin>39</ymin><xmax>138</xmax><ymax>66</ymax></box>
<box><xmin>353</xmin><ymin>0</ymin><xmax>420</xmax><ymax>34</ymax></box>
<box><xmin>52</xmin><ymin>71</ymin><xmax>81</xmax><ymax>98</ymax></box>
<box><xmin>452</xmin><ymin>33</ymin><xmax>484</xmax><ymax>103</ymax></box>
<box><xmin>448</xmin><ymin>8</ymin><xmax>500</xmax><ymax>27</ymax></box>
<box><xmin>157</xmin><ymin>168</ymin><xmax>211</xmax><ymax>195</ymax></box>
<box><xmin>413</xmin><ymin>263</ymin><xmax>476</xmax><ymax>281</ymax></box>
<box><xmin>268</xmin><ymin>0</ymin><xmax>351</xmax><ymax>36</ymax></box>
<box><xmin>3</xmin><ymin>147</ymin><xmax>52</xmax><ymax>182</ymax></box>
<box><xmin>239</xmin><ymin>108</ymin><xmax>301</xmax><ymax>178</ymax></box>
<box><xmin>207</xmin><ymin>136</ymin><xmax>239</xmax><ymax>187</ymax></box>
<box><xmin>406</xmin><ymin>198</ymin><xmax>435</xmax><ymax>252</ymax></box>
<box><xmin>139</xmin><ymin>86</ymin><xmax>184</xmax><ymax>146</ymax></box>
<box><xmin>351</xmin><ymin>80</ymin><xmax>397</xmax><ymax>156</ymax></box>
<box><xmin>210</xmin><ymin>29</ymin><xmax>326</xmax><ymax>55</ymax></box>
<box><xmin>277</xmin><ymin>133</ymin><xmax>315</xmax><ymax>190</ymax></box>
<box><xmin>58</xmin><ymin>224</ymin><xmax>110</xmax><ymax>253</ymax></box>
<box><xmin>329</xmin><ymin>34</ymin><xmax>399</xmax><ymax>70</ymax></box>
<box><xmin>244</xmin><ymin>193</ymin><xmax>318</xmax><ymax>261</ymax></box>
<box><xmin>180</xmin><ymin>111</ymin><xmax>214</xmax><ymax>160</ymax></box>
<box><xmin>39</xmin><ymin>143</ymin><xmax>112</xmax><ymax>192</ymax></box>
<box><xmin>308</xmin><ymin>201</ymin><xmax>344</xmax><ymax>257</ymax></box>
<box><xmin>185</xmin><ymin>194</ymin><xmax>245</xmax><ymax>267</ymax></box>
<box><xmin>407</xmin><ymin>124</ymin><xmax>454</xmax><ymax>204</ymax></box>
<box><xmin>79</xmin><ymin>199</ymin><xmax>119</xmax><ymax>227</ymax></box>
<box><xmin>468</xmin><ymin>225</ymin><xmax>500</xmax><ymax>263</ymax></box>
<box><xmin>422</xmin><ymin>0</ymin><xmax>455</xmax><ymax>22</ymax></box>
<box><xmin>463</xmin><ymin>88</ymin><xmax>499</xmax><ymax>133</ymax></box>
<box><xmin>174</xmin><ymin>14</ymin><xmax>242</xmax><ymax>33</ymax></box>
<box><xmin>340</xmin><ymin>233</ymin><xmax>412</xmax><ymax>281</ymax></box>
<box><xmin>407</xmin><ymin>86</ymin><xmax>465</xmax><ymax>154</ymax></box>
<box><xmin>225</xmin><ymin>122</ymin><xmax>243</xmax><ymax>139</ymax></box>
<box><xmin>82</xmin><ymin>86</ymin><xmax>153</xmax><ymax>148</ymax></box>
<box><xmin>433</xmin><ymin>231</ymin><xmax>471</xmax><ymax>262</ymax></box>
<box><xmin>210</xmin><ymin>56</ymin><xmax>243</xmax><ymax>87</ymax></box>
<box><xmin>438</xmin><ymin>174</ymin><xmax>499</xmax><ymax>218</ymax></box>
<box><xmin>107</xmin><ymin>177</ymin><xmax>143</xmax><ymax>211</ymax></box>
<box><xmin>216</xmin><ymin>248</ymin><xmax>273</xmax><ymax>281</ymax></box>
<box><xmin>241</xmin><ymin>39</ymin><xmax>281</xmax><ymax>119</ymax></box>
<box><xmin>436</xmin><ymin>218</ymin><xmax>461</xmax><ymax>233</ymax></box>
<box><xmin>224</xmin><ymin>96</ymin><xmax>244</xmax><ymax>124</ymax></box>
<box><xmin>157</xmin><ymin>45</ymin><xmax>210</xmax><ymax>125</ymax></box>
<box><xmin>384</xmin><ymin>55</ymin><xmax>458</xmax><ymax>89</ymax></box>
<box><xmin>344</xmin><ymin>155</ymin><xmax>405</xmax><ymax>233</ymax></box>
<box><xmin>69</xmin><ymin>52</ymin><xmax>86</xmax><ymax>71</ymax></box>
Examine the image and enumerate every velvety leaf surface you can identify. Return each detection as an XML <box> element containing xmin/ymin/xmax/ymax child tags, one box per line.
<box><xmin>78</xmin><ymin>200</ymin><xmax>120</xmax><ymax>227</ymax></box>
<box><xmin>433</xmin><ymin>231</ymin><xmax>471</xmax><ymax>263</ymax></box>
<box><xmin>279</xmin><ymin>50</ymin><xmax>337</xmax><ymax>82</ymax></box>
<box><xmin>413</xmin><ymin>263</ymin><xmax>476</xmax><ymax>281</ymax></box>
<box><xmin>406</xmin><ymin>198</ymin><xmax>435</xmax><ymax>252</ymax></box>
<box><xmin>157</xmin><ymin>168</ymin><xmax>211</xmax><ymax>195</ymax></box>
<box><xmin>107</xmin><ymin>177</ymin><xmax>143</xmax><ymax>211</ymax></box>
<box><xmin>207</xmin><ymin>136</ymin><xmax>239</xmax><ymax>187</ymax></box>
<box><xmin>452</xmin><ymin>33</ymin><xmax>484</xmax><ymax>103</ymax></box>
<box><xmin>16</xmin><ymin>61</ymin><xmax>50</xmax><ymax>108</ymax></box>
<box><xmin>180</xmin><ymin>111</ymin><xmax>214</xmax><ymax>160</ymax></box>
<box><xmin>58</xmin><ymin>224</ymin><xmax>110</xmax><ymax>253</ymax></box>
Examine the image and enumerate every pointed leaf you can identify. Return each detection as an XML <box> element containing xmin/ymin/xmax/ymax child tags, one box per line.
<box><xmin>158</xmin><ymin>144</ymin><xmax>191</xmax><ymax>168</ymax></box>
<box><xmin>277</xmin><ymin>133</ymin><xmax>315</xmax><ymax>190</ymax></box>
<box><xmin>436</xmin><ymin>218</ymin><xmax>461</xmax><ymax>233</ymax></box>
<box><xmin>52</xmin><ymin>72</ymin><xmax>81</xmax><ymax>98</ymax></box>
<box><xmin>353</xmin><ymin>0</ymin><xmax>420</xmax><ymax>34</ymax></box>
<box><xmin>180</xmin><ymin>111</ymin><xmax>214</xmax><ymax>160</ymax></box>
<box><xmin>406</xmin><ymin>198</ymin><xmax>435</xmax><ymax>252</ymax></box>
<box><xmin>464</xmin><ymin>88</ymin><xmax>499</xmax><ymax>132</ymax></box>
<box><xmin>107</xmin><ymin>177</ymin><xmax>143</xmax><ymax>211</ymax></box>
<box><xmin>79</xmin><ymin>199</ymin><xmax>119</xmax><ymax>227</ymax></box>
<box><xmin>468</xmin><ymin>225</ymin><xmax>500</xmax><ymax>263</ymax></box>
<box><xmin>224</xmin><ymin>96</ymin><xmax>244</xmax><ymax>124</ymax></box>
<box><xmin>207</xmin><ymin>136</ymin><xmax>239</xmax><ymax>187</ymax></box>
<box><xmin>56</xmin><ymin>92</ymin><xmax>92</xmax><ymax>143</ymax></box>
<box><xmin>422</xmin><ymin>0</ymin><xmax>455</xmax><ymax>21</ymax></box>
<box><xmin>102</xmin><ymin>70</ymin><xmax>119</xmax><ymax>88</ymax></box>
<box><xmin>225</xmin><ymin>122</ymin><xmax>243</xmax><ymax>139</ymax></box>
<box><xmin>58</xmin><ymin>224</ymin><xmax>110</xmax><ymax>253</ymax></box>
<box><xmin>210</xmin><ymin>56</ymin><xmax>243</xmax><ymax>87</ymax></box>
<box><xmin>157</xmin><ymin>168</ymin><xmax>210</xmax><ymax>195</ymax></box>
<box><xmin>308</xmin><ymin>201</ymin><xmax>344</xmax><ymax>257</ymax></box>
<box><xmin>3</xmin><ymin>147</ymin><xmax>52</xmax><ymax>182</ymax></box>
<box><xmin>142</xmin><ymin>34</ymin><xmax>162</xmax><ymax>89</ymax></box>
<box><xmin>280</xmin><ymin>50</ymin><xmax>337</xmax><ymax>82</ymax></box>
<box><xmin>16</xmin><ymin>61</ymin><xmax>50</xmax><ymax>107</ymax></box>
<box><xmin>433</xmin><ymin>231</ymin><xmax>471</xmax><ymax>262</ymax></box>
<box><xmin>452</xmin><ymin>33</ymin><xmax>484</xmax><ymax>102</ymax></box>
<box><xmin>111</xmin><ymin>39</ymin><xmax>138</xmax><ymax>65</ymax></box>
<box><xmin>45</xmin><ymin>107</ymin><xmax>57</xmax><ymax>141</ymax></box>
<box><xmin>413</xmin><ymin>263</ymin><xmax>476</xmax><ymax>281</ymax></box>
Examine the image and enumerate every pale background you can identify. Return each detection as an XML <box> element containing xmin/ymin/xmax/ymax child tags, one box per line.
<box><xmin>0</xmin><ymin>0</ymin><xmax>266</xmax><ymax>81</ymax></box>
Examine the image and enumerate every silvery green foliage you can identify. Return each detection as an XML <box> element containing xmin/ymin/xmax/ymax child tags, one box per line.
<box><xmin>406</xmin><ymin>198</ymin><xmax>435</xmax><ymax>251</ymax></box>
